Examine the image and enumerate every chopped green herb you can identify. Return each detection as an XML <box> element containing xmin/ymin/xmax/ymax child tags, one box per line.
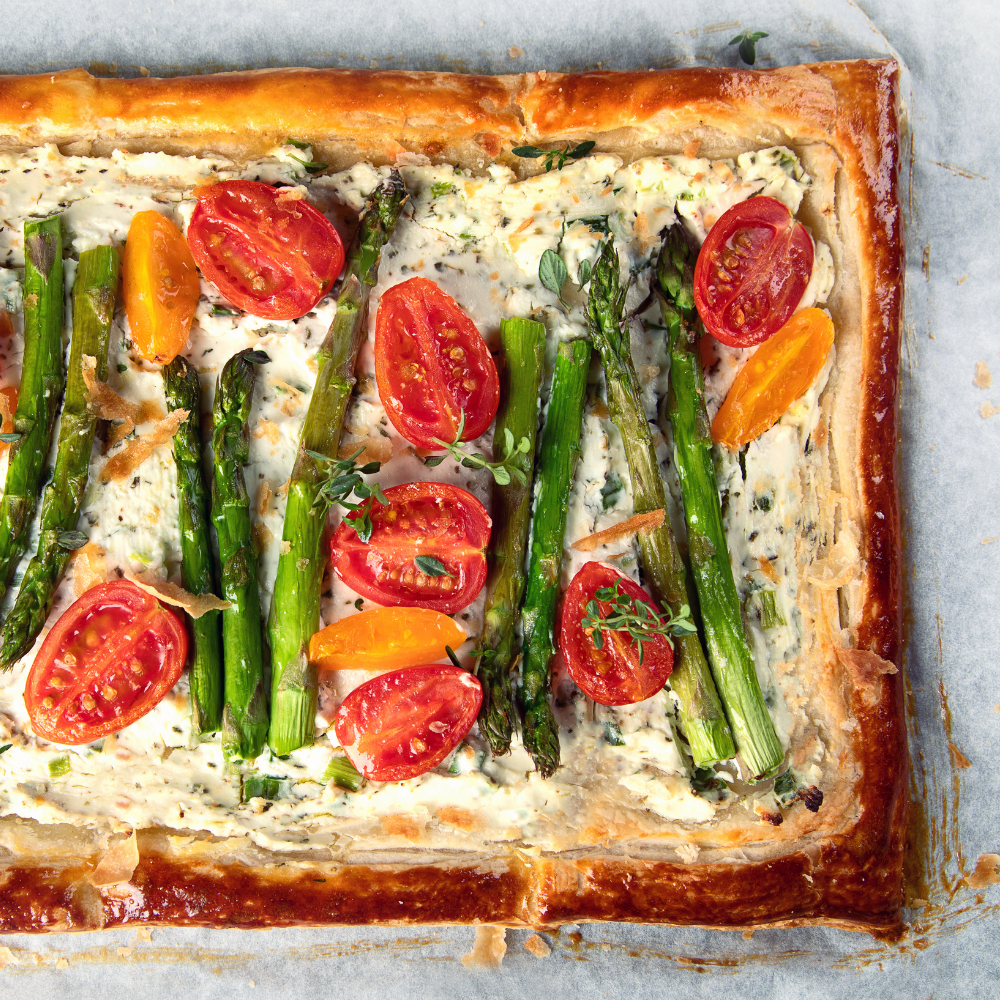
<box><xmin>48</xmin><ymin>755</ymin><xmax>71</xmax><ymax>778</ymax></box>
<box><xmin>757</xmin><ymin>589</ymin><xmax>786</xmax><ymax>630</ymax></box>
<box><xmin>242</xmin><ymin>774</ymin><xmax>280</xmax><ymax>801</ymax></box>
<box><xmin>354</xmin><ymin>598</ymin><xmax>364</xmax><ymax>611</ymax></box>
<box><xmin>0</xmin><ymin>433</ymin><xmax>20</xmax><ymax>444</ymax></box>
<box><xmin>285</xmin><ymin>138</ymin><xmax>311</xmax><ymax>150</ymax></box>
<box><xmin>212</xmin><ymin>305</ymin><xmax>239</xmax><ymax>317</ymax></box>
<box><xmin>729</xmin><ymin>30</ymin><xmax>769</xmax><ymax>65</ymax></box>
<box><xmin>603</xmin><ymin>720</ymin><xmax>625</xmax><ymax>746</ymax></box>
<box><xmin>321</xmin><ymin>755</ymin><xmax>364</xmax><ymax>792</ymax></box>
<box><xmin>600</xmin><ymin>470</ymin><xmax>623</xmax><ymax>510</ymax></box>
<box><xmin>691</xmin><ymin>766</ymin><xmax>724</xmax><ymax>795</ymax></box>
<box><xmin>773</xmin><ymin>769</ymin><xmax>796</xmax><ymax>803</ymax></box>
<box><xmin>430</xmin><ymin>181</ymin><xmax>455</xmax><ymax>199</ymax></box>
<box><xmin>117</xmin><ymin>363</ymin><xmax>128</xmax><ymax>373</ymax></box>
<box><xmin>0</xmin><ymin>744</ymin><xmax>11</xmax><ymax>755</ymax></box>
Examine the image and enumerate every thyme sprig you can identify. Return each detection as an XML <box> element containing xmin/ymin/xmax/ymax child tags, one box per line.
<box><xmin>512</xmin><ymin>140</ymin><xmax>596</xmax><ymax>172</ymax></box>
<box><xmin>582</xmin><ymin>579</ymin><xmax>698</xmax><ymax>665</ymax></box>
<box><xmin>307</xmin><ymin>447</ymin><xmax>387</xmax><ymax>543</ymax></box>
<box><xmin>729</xmin><ymin>30</ymin><xmax>769</xmax><ymax>65</ymax></box>
<box><xmin>424</xmin><ymin>410</ymin><xmax>531</xmax><ymax>486</ymax></box>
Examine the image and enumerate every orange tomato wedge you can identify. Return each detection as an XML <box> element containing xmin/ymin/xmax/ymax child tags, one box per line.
<box><xmin>308</xmin><ymin>607</ymin><xmax>466</xmax><ymax>672</ymax></box>
<box><xmin>711</xmin><ymin>307</ymin><xmax>835</xmax><ymax>449</ymax></box>
<box><xmin>122</xmin><ymin>211</ymin><xmax>201</xmax><ymax>365</ymax></box>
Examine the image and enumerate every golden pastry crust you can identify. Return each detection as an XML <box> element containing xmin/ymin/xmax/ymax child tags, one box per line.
<box><xmin>0</xmin><ymin>59</ymin><xmax>905</xmax><ymax>938</ymax></box>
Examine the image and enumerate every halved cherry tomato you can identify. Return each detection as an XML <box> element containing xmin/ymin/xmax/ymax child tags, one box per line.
<box><xmin>123</xmin><ymin>212</ymin><xmax>201</xmax><ymax>364</ymax></box>
<box><xmin>712</xmin><ymin>307</ymin><xmax>835</xmax><ymax>449</ymax></box>
<box><xmin>335</xmin><ymin>664</ymin><xmax>482</xmax><ymax>781</ymax></box>
<box><xmin>309</xmin><ymin>607</ymin><xmax>467</xmax><ymax>671</ymax></box>
<box><xmin>559</xmin><ymin>562</ymin><xmax>674</xmax><ymax>706</ymax></box>
<box><xmin>330</xmin><ymin>482</ymin><xmax>490</xmax><ymax>614</ymax></box>
<box><xmin>187</xmin><ymin>180</ymin><xmax>344</xmax><ymax>320</ymax></box>
<box><xmin>374</xmin><ymin>278</ymin><xmax>500</xmax><ymax>449</ymax></box>
<box><xmin>25</xmin><ymin>580</ymin><xmax>188</xmax><ymax>745</ymax></box>
<box><xmin>694</xmin><ymin>196</ymin><xmax>814</xmax><ymax>348</ymax></box>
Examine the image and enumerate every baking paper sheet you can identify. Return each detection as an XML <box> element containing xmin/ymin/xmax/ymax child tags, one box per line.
<box><xmin>1</xmin><ymin>1</ymin><xmax>998</xmax><ymax>996</ymax></box>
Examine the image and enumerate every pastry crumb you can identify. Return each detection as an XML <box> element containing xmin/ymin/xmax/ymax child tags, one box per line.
<box><xmin>983</xmin><ymin>537</ymin><xmax>998</xmax><ymax>545</ymax></box>
<box><xmin>0</xmin><ymin>946</ymin><xmax>16</xmax><ymax>968</ymax></box>
<box><xmin>462</xmin><ymin>925</ymin><xmax>507</xmax><ymax>968</ymax></box>
<box><xmin>55</xmin><ymin>957</ymin><xmax>69</xmax><ymax>969</ymax></box>
<box><xmin>524</xmin><ymin>933</ymin><xmax>551</xmax><ymax>958</ymax></box>
<box><xmin>974</xmin><ymin>360</ymin><xmax>993</xmax><ymax>389</ymax></box>
<box><xmin>967</xmin><ymin>854</ymin><xmax>1000</xmax><ymax>889</ymax></box>
<box><xmin>676</xmin><ymin>843</ymin><xmax>701</xmax><ymax>864</ymax></box>
<box><xmin>980</xmin><ymin>401</ymin><xmax>999</xmax><ymax>419</ymax></box>
<box><xmin>509</xmin><ymin>46</ymin><xmax>525</xmax><ymax>59</ymax></box>
<box><xmin>116</xmin><ymin>946</ymin><xmax>132</xmax><ymax>958</ymax></box>
<box><xmin>742</xmin><ymin>929</ymin><xmax>755</xmax><ymax>940</ymax></box>
<box><xmin>132</xmin><ymin>928</ymin><xmax>152</xmax><ymax>943</ymax></box>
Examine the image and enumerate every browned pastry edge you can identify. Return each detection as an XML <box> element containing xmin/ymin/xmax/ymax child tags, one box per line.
<box><xmin>0</xmin><ymin>60</ymin><xmax>906</xmax><ymax>938</ymax></box>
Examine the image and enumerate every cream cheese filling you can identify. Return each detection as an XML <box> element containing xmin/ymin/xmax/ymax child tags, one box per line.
<box><xmin>0</xmin><ymin>142</ymin><xmax>833</xmax><ymax>849</ymax></box>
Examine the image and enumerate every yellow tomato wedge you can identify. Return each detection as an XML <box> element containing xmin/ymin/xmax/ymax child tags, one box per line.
<box><xmin>122</xmin><ymin>211</ymin><xmax>200</xmax><ymax>365</ymax></box>
<box><xmin>711</xmin><ymin>307</ymin><xmax>835</xmax><ymax>449</ymax></box>
<box><xmin>308</xmin><ymin>607</ymin><xmax>466</xmax><ymax>671</ymax></box>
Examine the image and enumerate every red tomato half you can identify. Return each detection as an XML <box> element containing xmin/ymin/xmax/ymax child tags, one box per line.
<box><xmin>25</xmin><ymin>581</ymin><xmax>188</xmax><ymax>745</ymax></box>
<box><xmin>694</xmin><ymin>196</ymin><xmax>814</xmax><ymax>348</ymax></box>
<box><xmin>374</xmin><ymin>277</ymin><xmax>500</xmax><ymax>449</ymax></box>
<box><xmin>335</xmin><ymin>664</ymin><xmax>482</xmax><ymax>781</ymax></box>
<box><xmin>187</xmin><ymin>180</ymin><xmax>345</xmax><ymax>320</ymax></box>
<box><xmin>559</xmin><ymin>562</ymin><xmax>674</xmax><ymax>706</ymax></box>
<box><xmin>330</xmin><ymin>482</ymin><xmax>490</xmax><ymax>614</ymax></box>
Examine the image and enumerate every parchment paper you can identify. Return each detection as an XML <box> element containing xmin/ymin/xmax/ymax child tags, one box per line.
<box><xmin>1</xmin><ymin>1</ymin><xmax>998</xmax><ymax>996</ymax></box>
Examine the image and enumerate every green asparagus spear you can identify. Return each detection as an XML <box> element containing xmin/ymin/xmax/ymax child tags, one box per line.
<box><xmin>268</xmin><ymin>172</ymin><xmax>405</xmax><ymax>756</ymax></box>
<box><xmin>520</xmin><ymin>338</ymin><xmax>591</xmax><ymax>778</ymax></box>
<box><xmin>657</xmin><ymin>224</ymin><xmax>783</xmax><ymax>779</ymax></box>
<box><xmin>215</xmin><ymin>348</ymin><xmax>270</xmax><ymax>762</ymax></box>
<box><xmin>0</xmin><ymin>216</ymin><xmax>64</xmax><ymax>607</ymax></box>
<box><xmin>586</xmin><ymin>237</ymin><xmax>735</xmax><ymax>767</ymax></box>
<box><xmin>0</xmin><ymin>246</ymin><xmax>117</xmax><ymax>669</ymax></box>
<box><xmin>164</xmin><ymin>356</ymin><xmax>224</xmax><ymax>736</ymax></box>
<box><xmin>475</xmin><ymin>317</ymin><xmax>545</xmax><ymax>755</ymax></box>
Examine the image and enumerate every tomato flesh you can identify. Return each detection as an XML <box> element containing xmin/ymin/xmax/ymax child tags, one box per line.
<box><xmin>309</xmin><ymin>607</ymin><xmax>467</xmax><ymax>671</ymax></box>
<box><xmin>187</xmin><ymin>180</ymin><xmax>345</xmax><ymax>320</ymax></box>
<box><xmin>559</xmin><ymin>562</ymin><xmax>674</xmax><ymax>706</ymax></box>
<box><xmin>712</xmin><ymin>307</ymin><xmax>835</xmax><ymax>448</ymax></box>
<box><xmin>330</xmin><ymin>482</ymin><xmax>490</xmax><ymax>614</ymax></box>
<box><xmin>335</xmin><ymin>664</ymin><xmax>482</xmax><ymax>781</ymax></box>
<box><xmin>24</xmin><ymin>581</ymin><xmax>187</xmax><ymax>745</ymax></box>
<box><xmin>374</xmin><ymin>277</ymin><xmax>500</xmax><ymax>449</ymax></box>
<box><xmin>694</xmin><ymin>196</ymin><xmax>814</xmax><ymax>348</ymax></box>
<box><xmin>123</xmin><ymin>211</ymin><xmax>201</xmax><ymax>364</ymax></box>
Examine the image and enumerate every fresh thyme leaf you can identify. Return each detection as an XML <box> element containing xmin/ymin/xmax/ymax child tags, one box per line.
<box><xmin>603</xmin><ymin>720</ymin><xmax>625</xmax><ymax>746</ymax></box>
<box><xmin>212</xmin><ymin>304</ymin><xmax>239</xmax><ymax>316</ymax></box>
<box><xmin>729</xmin><ymin>29</ymin><xmax>769</xmax><ymax>65</ymax></box>
<box><xmin>285</xmin><ymin>138</ymin><xmax>311</xmax><ymax>150</ymax></box>
<box><xmin>243</xmin><ymin>350</ymin><xmax>271</xmax><ymax>366</ymax></box>
<box><xmin>415</xmin><ymin>555</ymin><xmax>454</xmax><ymax>578</ymax></box>
<box><xmin>581</xmin><ymin>581</ymin><xmax>697</xmax><ymax>665</ymax></box>
<box><xmin>56</xmin><ymin>530</ymin><xmax>89</xmax><ymax>551</ymax></box>
<box><xmin>0</xmin><ymin>744</ymin><xmax>11</xmax><ymax>755</ymax></box>
<box><xmin>512</xmin><ymin>145</ymin><xmax>545</xmax><ymax>158</ymax></box>
<box><xmin>309</xmin><ymin>448</ymin><xmax>386</xmax><ymax>540</ymax></box>
<box><xmin>577</xmin><ymin>258</ymin><xmax>593</xmax><ymax>287</ymax></box>
<box><xmin>568</xmin><ymin>140</ymin><xmax>596</xmax><ymax>159</ymax></box>
<box><xmin>0</xmin><ymin>433</ymin><xmax>20</xmax><ymax>443</ymax></box>
<box><xmin>423</xmin><ymin>454</ymin><xmax>446</xmax><ymax>468</ymax></box>
<box><xmin>539</xmin><ymin>248</ymin><xmax>569</xmax><ymax>309</ymax></box>
<box><xmin>116</xmin><ymin>363</ymin><xmax>128</xmax><ymax>373</ymax></box>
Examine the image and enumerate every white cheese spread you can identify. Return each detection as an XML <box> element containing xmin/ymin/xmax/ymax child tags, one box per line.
<box><xmin>0</xmin><ymin>141</ymin><xmax>834</xmax><ymax>851</ymax></box>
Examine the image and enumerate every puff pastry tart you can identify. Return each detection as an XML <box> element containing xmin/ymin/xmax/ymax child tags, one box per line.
<box><xmin>0</xmin><ymin>60</ymin><xmax>905</xmax><ymax>938</ymax></box>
